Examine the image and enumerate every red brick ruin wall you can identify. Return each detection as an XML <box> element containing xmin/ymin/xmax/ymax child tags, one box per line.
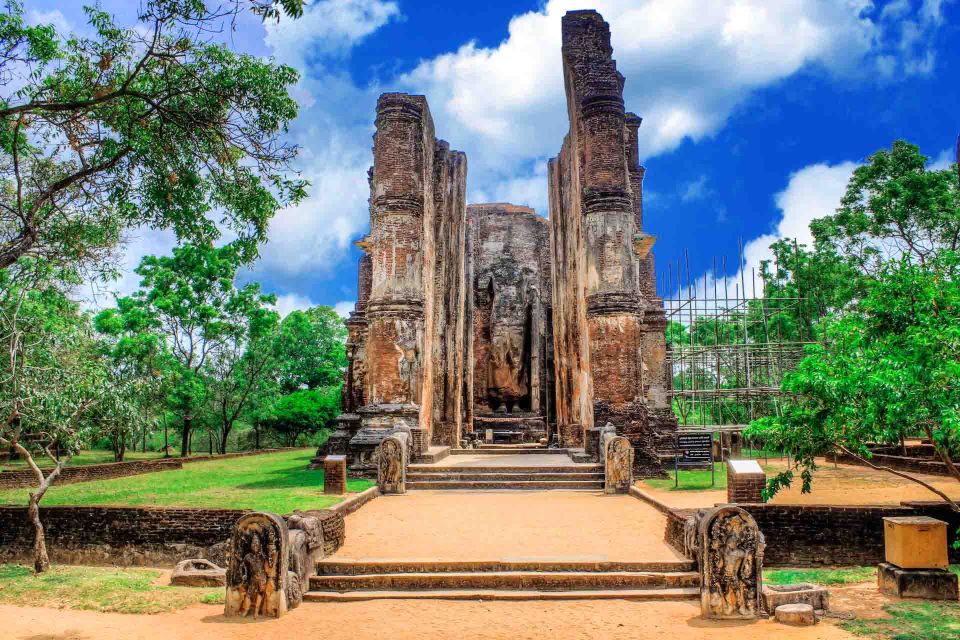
<box><xmin>360</xmin><ymin>93</ymin><xmax>467</xmax><ymax>445</ymax></box>
<box><xmin>548</xmin><ymin>11</ymin><xmax>676</xmax><ymax>471</ymax></box>
<box><xmin>468</xmin><ymin>204</ymin><xmax>552</xmax><ymax>419</ymax></box>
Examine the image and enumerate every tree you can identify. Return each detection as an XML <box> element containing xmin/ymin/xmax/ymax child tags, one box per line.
<box><xmin>0</xmin><ymin>0</ymin><xmax>306</xmax><ymax>275</ymax></box>
<box><xmin>97</xmin><ymin>243</ymin><xmax>272</xmax><ymax>457</ymax></box>
<box><xmin>0</xmin><ymin>261</ymin><xmax>105</xmax><ymax>572</ymax></box>
<box><xmin>260</xmin><ymin>387</ymin><xmax>340</xmax><ymax>446</ymax></box>
<box><xmin>748</xmin><ymin>141</ymin><xmax>960</xmax><ymax>508</ymax></box>
<box><xmin>206</xmin><ymin>300</ymin><xmax>280</xmax><ymax>453</ymax></box>
<box><xmin>273</xmin><ymin>306</ymin><xmax>347</xmax><ymax>393</ymax></box>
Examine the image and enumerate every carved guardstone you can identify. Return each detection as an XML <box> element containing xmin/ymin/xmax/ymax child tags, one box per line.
<box><xmin>377</xmin><ymin>432</ymin><xmax>409</xmax><ymax>494</ymax></box>
<box><xmin>698</xmin><ymin>506</ymin><xmax>765</xmax><ymax>619</ymax></box>
<box><xmin>225</xmin><ymin>512</ymin><xmax>289</xmax><ymax>619</ymax></box>
<box><xmin>602</xmin><ymin>429</ymin><xmax>633</xmax><ymax>494</ymax></box>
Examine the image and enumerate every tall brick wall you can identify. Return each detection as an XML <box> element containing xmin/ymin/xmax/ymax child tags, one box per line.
<box><xmin>547</xmin><ymin>10</ymin><xmax>676</xmax><ymax>468</ymax></box>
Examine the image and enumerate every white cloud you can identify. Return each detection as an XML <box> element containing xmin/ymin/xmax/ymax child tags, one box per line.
<box><xmin>273</xmin><ymin>292</ymin><xmax>316</xmax><ymax>317</ymax></box>
<box><xmin>679</xmin><ymin>175</ymin><xmax>713</xmax><ymax>203</ymax></box>
<box><xmin>677</xmin><ymin>161</ymin><xmax>857</xmax><ymax>301</ymax></box>
<box><xmin>264</xmin><ymin>0</ymin><xmax>400</xmax><ymax>68</ymax></box>
<box><xmin>333</xmin><ymin>300</ymin><xmax>355</xmax><ymax>318</ymax></box>
<box><xmin>930</xmin><ymin>146</ymin><xmax>956</xmax><ymax>171</ymax></box>
<box><xmin>27</xmin><ymin>9</ymin><xmax>71</xmax><ymax>34</ymax></box>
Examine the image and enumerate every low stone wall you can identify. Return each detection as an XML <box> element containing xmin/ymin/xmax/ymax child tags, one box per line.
<box><xmin>662</xmin><ymin>501</ymin><xmax>960</xmax><ymax>567</ymax></box>
<box><xmin>0</xmin><ymin>448</ymin><xmax>303</xmax><ymax>490</ymax></box>
<box><xmin>0</xmin><ymin>501</ymin><xmax>346</xmax><ymax>568</ymax></box>
<box><xmin>825</xmin><ymin>451</ymin><xmax>950</xmax><ymax>476</ymax></box>
<box><xmin>0</xmin><ymin>459</ymin><xmax>183</xmax><ymax>490</ymax></box>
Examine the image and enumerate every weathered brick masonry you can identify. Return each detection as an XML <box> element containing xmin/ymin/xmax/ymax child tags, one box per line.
<box><xmin>0</xmin><ymin>504</ymin><xmax>345</xmax><ymax>567</ymax></box>
<box><xmin>665</xmin><ymin>502</ymin><xmax>960</xmax><ymax>567</ymax></box>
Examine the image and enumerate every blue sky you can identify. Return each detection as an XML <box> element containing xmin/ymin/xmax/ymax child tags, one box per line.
<box><xmin>26</xmin><ymin>0</ymin><xmax>960</xmax><ymax>315</ymax></box>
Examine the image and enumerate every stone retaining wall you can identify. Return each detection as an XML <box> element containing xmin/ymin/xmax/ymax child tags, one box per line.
<box><xmin>0</xmin><ymin>448</ymin><xmax>302</xmax><ymax>490</ymax></box>
<box><xmin>825</xmin><ymin>451</ymin><xmax>950</xmax><ymax>476</ymax></box>
<box><xmin>0</xmin><ymin>501</ymin><xmax>346</xmax><ymax>567</ymax></box>
<box><xmin>662</xmin><ymin>501</ymin><xmax>960</xmax><ymax>567</ymax></box>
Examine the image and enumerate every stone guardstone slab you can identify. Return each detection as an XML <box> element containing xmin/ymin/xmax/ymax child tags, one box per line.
<box><xmin>698</xmin><ymin>505</ymin><xmax>765</xmax><ymax>619</ymax></box>
<box><xmin>225</xmin><ymin>512</ymin><xmax>289</xmax><ymax>619</ymax></box>
<box><xmin>603</xmin><ymin>433</ymin><xmax>633</xmax><ymax>494</ymax></box>
<box><xmin>171</xmin><ymin>559</ymin><xmax>226</xmax><ymax>587</ymax></box>
<box><xmin>377</xmin><ymin>432</ymin><xmax>408</xmax><ymax>494</ymax></box>
<box><xmin>775</xmin><ymin>603</ymin><xmax>816</xmax><ymax>626</ymax></box>
<box><xmin>878</xmin><ymin>562</ymin><xmax>959</xmax><ymax>600</ymax></box>
<box><xmin>323</xmin><ymin>455</ymin><xmax>347</xmax><ymax>495</ymax></box>
<box><xmin>727</xmin><ymin>459</ymin><xmax>766</xmax><ymax>504</ymax></box>
<box><xmin>762</xmin><ymin>582</ymin><xmax>829</xmax><ymax>612</ymax></box>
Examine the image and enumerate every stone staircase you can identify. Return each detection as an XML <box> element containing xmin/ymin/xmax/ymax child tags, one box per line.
<box><xmin>406</xmin><ymin>462</ymin><xmax>603</xmax><ymax>491</ymax></box>
<box><xmin>306</xmin><ymin>559</ymin><xmax>699</xmax><ymax>602</ymax></box>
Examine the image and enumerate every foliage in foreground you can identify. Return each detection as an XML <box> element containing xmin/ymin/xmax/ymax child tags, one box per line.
<box><xmin>0</xmin><ymin>564</ymin><xmax>221</xmax><ymax>614</ymax></box>
<box><xmin>747</xmin><ymin>141</ymin><xmax>960</xmax><ymax>502</ymax></box>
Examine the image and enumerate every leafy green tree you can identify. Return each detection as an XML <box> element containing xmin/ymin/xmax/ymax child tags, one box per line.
<box><xmin>260</xmin><ymin>387</ymin><xmax>340</xmax><ymax>446</ymax></box>
<box><xmin>0</xmin><ymin>261</ymin><xmax>106</xmax><ymax>572</ymax></box>
<box><xmin>748</xmin><ymin>141</ymin><xmax>960</xmax><ymax>508</ymax></box>
<box><xmin>97</xmin><ymin>244</ymin><xmax>273</xmax><ymax>457</ymax></box>
<box><xmin>206</xmin><ymin>301</ymin><xmax>280</xmax><ymax>453</ymax></box>
<box><xmin>0</xmin><ymin>0</ymin><xmax>306</xmax><ymax>274</ymax></box>
<box><xmin>273</xmin><ymin>306</ymin><xmax>347</xmax><ymax>393</ymax></box>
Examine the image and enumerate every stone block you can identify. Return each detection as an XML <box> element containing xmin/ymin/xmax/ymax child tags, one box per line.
<box><xmin>762</xmin><ymin>582</ymin><xmax>829</xmax><ymax>612</ymax></box>
<box><xmin>323</xmin><ymin>455</ymin><xmax>347</xmax><ymax>495</ymax></box>
<box><xmin>170</xmin><ymin>558</ymin><xmax>225</xmax><ymax>587</ymax></box>
<box><xmin>727</xmin><ymin>459</ymin><xmax>765</xmax><ymax>504</ymax></box>
<box><xmin>878</xmin><ymin>562</ymin><xmax>959</xmax><ymax>600</ymax></box>
<box><xmin>775</xmin><ymin>603</ymin><xmax>816</xmax><ymax>626</ymax></box>
<box><xmin>883</xmin><ymin>516</ymin><xmax>949</xmax><ymax>569</ymax></box>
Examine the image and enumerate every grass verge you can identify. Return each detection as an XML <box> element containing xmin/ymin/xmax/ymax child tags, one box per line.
<box><xmin>0</xmin><ymin>449</ymin><xmax>373</xmax><ymax>513</ymax></box>
<box><xmin>0</xmin><ymin>564</ymin><xmax>221</xmax><ymax>614</ymax></box>
<box><xmin>842</xmin><ymin>601</ymin><xmax>960</xmax><ymax>639</ymax></box>
<box><xmin>765</xmin><ymin>566</ymin><xmax>877</xmax><ymax>586</ymax></box>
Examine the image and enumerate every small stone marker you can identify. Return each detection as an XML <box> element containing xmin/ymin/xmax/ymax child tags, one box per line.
<box><xmin>323</xmin><ymin>455</ymin><xmax>347</xmax><ymax>495</ymax></box>
<box><xmin>883</xmin><ymin>516</ymin><xmax>948</xmax><ymax>569</ymax></box>
<box><xmin>762</xmin><ymin>582</ymin><xmax>829</xmax><ymax>612</ymax></box>
<box><xmin>775</xmin><ymin>603</ymin><xmax>816</xmax><ymax>626</ymax></box>
<box><xmin>726</xmin><ymin>459</ymin><xmax>765</xmax><ymax>503</ymax></box>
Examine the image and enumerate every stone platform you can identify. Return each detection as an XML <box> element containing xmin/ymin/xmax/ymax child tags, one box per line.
<box><xmin>308</xmin><ymin>492</ymin><xmax>694</xmax><ymax>602</ymax></box>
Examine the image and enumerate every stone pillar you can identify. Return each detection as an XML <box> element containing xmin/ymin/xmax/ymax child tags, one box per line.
<box><xmin>726</xmin><ymin>459</ymin><xmax>766</xmax><ymax>503</ymax></box>
<box><xmin>353</xmin><ymin>93</ymin><xmax>434</xmax><ymax>466</ymax></box>
<box><xmin>323</xmin><ymin>455</ymin><xmax>347</xmax><ymax>495</ymax></box>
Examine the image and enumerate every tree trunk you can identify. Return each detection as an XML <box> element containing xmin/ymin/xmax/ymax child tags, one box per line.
<box><xmin>254</xmin><ymin>424</ymin><xmax>261</xmax><ymax>450</ymax></box>
<box><xmin>28</xmin><ymin>493</ymin><xmax>49</xmax><ymax>573</ymax></box>
<box><xmin>181</xmin><ymin>415</ymin><xmax>192</xmax><ymax>458</ymax></box>
<box><xmin>163</xmin><ymin>417</ymin><xmax>169</xmax><ymax>457</ymax></box>
<box><xmin>219</xmin><ymin>425</ymin><xmax>230</xmax><ymax>456</ymax></box>
<box><xmin>208</xmin><ymin>431</ymin><xmax>213</xmax><ymax>456</ymax></box>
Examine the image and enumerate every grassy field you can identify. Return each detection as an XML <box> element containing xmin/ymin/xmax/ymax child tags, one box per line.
<box><xmin>765</xmin><ymin>566</ymin><xmax>878</xmax><ymax>586</ymax></box>
<box><xmin>0</xmin><ymin>449</ymin><xmax>373</xmax><ymax>513</ymax></box>
<box><xmin>643</xmin><ymin>460</ymin><xmax>785</xmax><ymax>492</ymax></box>
<box><xmin>0</xmin><ymin>564</ymin><xmax>222</xmax><ymax>613</ymax></box>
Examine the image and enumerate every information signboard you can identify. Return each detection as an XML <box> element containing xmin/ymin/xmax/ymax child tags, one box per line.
<box><xmin>675</xmin><ymin>431</ymin><xmax>715</xmax><ymax>487</ymax></box>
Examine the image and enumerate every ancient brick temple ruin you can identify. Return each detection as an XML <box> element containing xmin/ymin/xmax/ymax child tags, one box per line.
<box><xmin>320</xmin><ymin>10</ymin><xmax>677</xmax><ymax>477</ymax></box>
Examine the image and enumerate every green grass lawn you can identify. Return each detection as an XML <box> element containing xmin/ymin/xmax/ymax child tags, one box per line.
<box><xmin>765</xmin><ymin>566</ymin><xmax>878</xmax><ymax>586</ymax></box>
<box><xmin>644</xmin><ymin>460</ymin><xmax>784</xmax><ymax>492</ymax></box>
<box><xmin>1</xmin><ymin>449</ymin><xmax>167</xmax><ymax>471</ymax></box>
<box><xmin>0</xmin><ymin>449</ymin><xmax>373</xmax><ymax>513</ymax></box>
<box><xmin>0</xmin><ymin>564</ymin><xmax>222</xmax><ymax>613</ymax></box>
<box><xmin>843</xmin><ymin>601</ymin><xmax>960</xmax><ymax>639</ymax></box>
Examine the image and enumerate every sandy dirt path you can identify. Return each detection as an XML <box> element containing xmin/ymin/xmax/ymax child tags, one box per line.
<box><xmin>335</xmin><ymin>491</ymin><xmax>685</xmax><ymax>561</ymax></box>
<box><xmin>643</xmin><ymin>460</ymin><xmax>960</xmax><ymax>509</ymax></box>
<box><xmin>1</xmin><ymin>600</ymin><xmax>856</xmax><ymax>640</ymax></box>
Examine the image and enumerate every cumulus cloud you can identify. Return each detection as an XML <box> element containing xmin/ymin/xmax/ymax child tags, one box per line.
<box><xmin>677</xmin><ymin>162</ymin><xmax>858</xmax><ymax>302</ymax></box>
<box><xmin>273</xmin><ymin>292</ymin><xmax>316</xmax><ymax>317</ymax></box>
<box><xmin>333</xmin><ymin>300</ymin><xmax>355</xmax><ymax>318</ymax></box>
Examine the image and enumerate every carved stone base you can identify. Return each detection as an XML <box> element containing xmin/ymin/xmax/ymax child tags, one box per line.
<box><xmin>347</xmin><ymin>404</ymin><xmax>419</xmax><ymax>477</ymax></box>
<box><xmin>878</xmin><ymin>563</ymin><xmax>959</xmax><ymax>600</ymax></box>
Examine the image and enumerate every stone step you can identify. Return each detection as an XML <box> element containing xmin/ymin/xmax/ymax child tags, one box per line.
<box><xmin>304</xmin><ymin>587</ymin><xmax>700</xmax><ymax>602</ymax></box>
<box><xmin>408</xmin><ymin>465</ymin><xmax>601</xmax><ymax>474</ymax></box>
<box><xmin>406</xmin><ymin>479</ymin><xmax>604</xmax><ymax>491</ymax></box>
<box><xmin>309</xmin><ymin>570</ymin><xmax>700</xmax><ymax>592</ymax></box>
<box><xmin>315</xmin><ymin>560</ymin><xmax>697</xmax><ymax>575</ymax></box>
<box><xmin>450</xmin><ymin>448</ymin><xmax>570</xmax><ymax>455</ymax></box>
<box><xmin>407</xmin><ymin>472</ymin><xmax>604</xmax><ymax>482</ymax></box>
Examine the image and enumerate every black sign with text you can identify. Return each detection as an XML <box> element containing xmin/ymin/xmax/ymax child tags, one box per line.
<box><xmin>676</xmin><ymin>432</ymin><xmax>713</xmax><ymax>467</ymax></box>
